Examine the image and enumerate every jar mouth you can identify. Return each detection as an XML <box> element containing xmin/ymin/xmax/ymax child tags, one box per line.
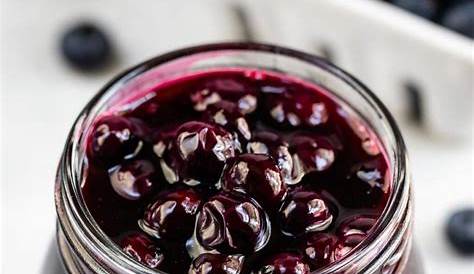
<box><xmin>56</xmin><ymin>42</ymin><xmax>409</xmax><ymax>274</ymax></box>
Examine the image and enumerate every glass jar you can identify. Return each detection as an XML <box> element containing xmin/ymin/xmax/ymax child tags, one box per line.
<box><xmin>54</xmin><ymin>43</ymin><xmax>422</xmax><ymax>274</ymax></box>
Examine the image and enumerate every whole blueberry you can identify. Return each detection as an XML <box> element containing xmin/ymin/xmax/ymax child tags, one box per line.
<box><xmin>195</xmin><ymin>192</ymin><xmax>271</xmax><ymax>254</ymax></box>
<box><xmin>255</xmin><ymin>253</ymin><xmax>310</xmax><ymax>274</ymax></box>
<box><xmin>446</xmin><ymin>208</ymin><xmax>474</xmax><ymax>254</ymax></box>
<box><xmin>222</xmin><ymin>153</ymin><xmax>287</xmax><ymax>210</ymax></box>
<box><xmin>119</xmin><ymin>232</ymin><xmax>164</xmax><ymax>269</ymax></box>
<box><xmin>61</xmin><ymin>23</ymin><xmax>112</xmax><ymax>70</ymax></box>
<box><xmin>140</xmin><ymin>189</ymin><xmax>202</xmax><ymax>241</ymax></box>
<box><xmin>188</xmin><ymin>253</ymin><xmax>244</xmax><ymax>274</ymax></box>
<box><xmin>441</xmin><ymin>2</ymin><xmax>474</xmax><ymax>38</ymax></box>
<box><xmin>392</xmin><ymin>0</ymin><xmax>439</xmax><ymax>20</ymax></box>
<box><xmin>278</xmin><ymin>189</ymin><xmax>333</xmax><ymax>237</ymax></box>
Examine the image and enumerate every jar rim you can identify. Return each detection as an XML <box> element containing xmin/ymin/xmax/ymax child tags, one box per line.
<box><xmin>56</xmin><ymin>42</ymin><xmax>410</xmax><ymax>274</ymax></box>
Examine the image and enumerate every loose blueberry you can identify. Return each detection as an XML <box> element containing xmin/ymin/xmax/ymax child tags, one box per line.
<box><xmin>189</xmin><ymin>253</ymin><xmax>245</xmax><ymax>274</ymax></box>
<box><xmin>446</xmin><ymin>208</ymin><xmax>474</xmax><ymax>254</ymax></box>
<box><xmin>279</xmin><ymin>189</ymin><xmax>333</xmax><ymax>237</ymax></box>
<box><xmin>300</xmin><ymin>233</ymin><xmax>337</xmax><ymax>270</ymax></box>
<box><xmin>392</xmin><ymin>0</ymin><xmax>438</xmax><ymax>20</ymax></box>
<box><xmin>222</xmin><ymin>153</ymin><xmax>287</xmax><ymax>210</ymax></box>
<box><xmin>255</xmin><ymin>253</ymin><xmax>310</xmax><ymax>274</ymax></box>
<box><xmin>61</xmin><ymin>23</ymin><xmax>112</xmax><ymax>70</ymax></box>
<box><xmin>120</xmin><ymin>233</ymin><xmax>164</xmax><ymax>269</ymax></box>
<box><xmin>441</xmin><ymin>2</ymin><xmax>474</xmax><ymax>38</ymax></box>
<box><xmin>87</xmin><ymin>115</ymin><xmax>145</xmax><ymax>167</ymax></box>
<box><xmin>140</xmin><ymin>189</ymin><xmax>202</xmax><ymax>241</ymax></box>
<box><xmin>246</xmin><ymin>131</ymin><xmax>293</xmax><ymax>185</ymax></box>
<box><xmin>196</xmin><ymin>192</ymin><xmax>271</xmax><ymax>254</ymax></box>
<box><xmin>108</xmin><ymin>159</ymin><xmax>158</xmax><ymax>200</ymax></box>
<box><xmin>156</xmin><ymin>121</ymin><xmax>236</xmax><ymax>186</ymax></box>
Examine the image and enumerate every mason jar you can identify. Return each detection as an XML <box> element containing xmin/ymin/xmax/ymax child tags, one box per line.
<box><xmin>54</xmin><ymin>43</ymin><xmax>423</xmax><ymax>274</ymax></box>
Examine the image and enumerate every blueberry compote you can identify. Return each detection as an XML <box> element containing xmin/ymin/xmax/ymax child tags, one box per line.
<box><xmin>82</xmin><ymin>69</ymin><xmax>391</xmax><ymax>273</ymax></box>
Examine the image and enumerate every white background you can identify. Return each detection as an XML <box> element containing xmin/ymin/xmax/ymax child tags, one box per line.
<box><xmin>1</xmin><ymin>0</ymin><xmax>473</xmax><ymax>273</ymax></box>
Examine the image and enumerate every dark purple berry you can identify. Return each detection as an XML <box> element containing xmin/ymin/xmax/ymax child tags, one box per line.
<box><xmin>203</xmin><ymin>100</ymin><xmax>252</xmax><ymax>144</ymax></box>
<box><xmin>156</xmin><ymin>121</ymin><xmax>236</xmax><ymax>186</ymax></box>
<box><xmin>140</xmin><ymin>189</ymin><xmax>202</xmax><ymax>241</ymax></box>
<box><xmin>279</xmin><ymin>189</ymin><xmax>333</xmax><ymax>237</ymax></box>
<box><xmin>191</xmin><ymin>77</ymin><xmax>258</xmax><ymax>114</ymax></box>
<box><xmin>246</xmin><ymin>131</ymin><xmax>293</xmax><ymax>185</ymax></box>
<box><xmin>120</xmin><ymin>233</ymin><xmax>164</xmax><ymax>269</ymax></box>
<box><xmin>255</xmin><ymin>253</ymin><xmax>310</xmax><ymax>274</ymax></box>
<box><xmin>222</xmin><ymin>153</ymin><xmax>287</xmax><ymax>210</ymax></box>
<box><xmin>87</xmin><ymin>115</ymin><xmax>145</xmax><ymax>166</ymax></box>
<box><xmin>61</xmin><ymin>23</ymin><xmax>112</xmax><ymax>70</ymax></box>
<box><xmin>196</xmin><ymin>192</ymin><xmax>271</xmax><ymax>254</ymax></box>
<box><xmin>337</xmin><ymin>214</ymin><xmax>377</xmax><ymax>238</ymax></box>
<box><xmin>188</xmin><ymin>253</ymin><xmax>244</xmax><ymax>274</ymax></box>
<box><xmin>446</xmin><ymin>208</ymin><xmax>474</xmax><ymax>254</ymax></box>
<box><xmin>300</xmin><ymin>233</ymin><xmax>337</xmax><ymax>270</ymax></box>
<box><xmin>334</xmin><ymin>215</ymin><xmax>377</xmax><ymax>260</ymax></box>
<box><xmin>108</xmin><ymin>159</ymin><xmax>158</xmax><ymax>200</ymax></box>
<box><xmin>340</xmin><ymin>156</ymin><xmax>389</xmax><ymax>208</ymax></box>
<box><xmin>289</xmin><ymin>133</ymin><xmax>338</xmax><ymax>183</ymax></box>
<box><xmin>262</xmin><ymin>85</ymin><xmax>329</xmax><ymax>128</ymax></box>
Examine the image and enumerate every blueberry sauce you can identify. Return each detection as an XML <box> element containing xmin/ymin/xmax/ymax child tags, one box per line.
<box><xmin>82</xmin><ymin>69</ymin><xmax>391</xmax><ymax>273</ymax></box>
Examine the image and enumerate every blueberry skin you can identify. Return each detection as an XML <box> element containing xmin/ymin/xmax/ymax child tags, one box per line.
<box><xmin>61</xmin><ymin>23</ymin><xmax>112</xmax><ymax>70</ymax></box>
<box><xmin>446</xmin><ymin>208</ymin><xmax>474</xmax><ymax>254</ymax></box>
<box><xmin>392</xmin><ymin>0</ymin><xmax>439</xmax><ymax>20</ymax></box>
<box><xmin>441</xmin><ymin>1</ymin><xmax>474</xmax><ymax>38</ymax></box>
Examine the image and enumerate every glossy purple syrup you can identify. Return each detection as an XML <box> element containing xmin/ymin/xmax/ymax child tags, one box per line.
<box><xmin>82</xmin><ymin>69</ymin><xmax>390</xmax><ymax>273</ymax></box>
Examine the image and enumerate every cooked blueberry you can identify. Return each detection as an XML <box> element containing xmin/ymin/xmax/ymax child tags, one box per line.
<box><xmin>392</xmin><ymin>0</ymin><xmax>438</xmax><ymax>19</ymax></box>
<box><xmin>289</xmin><ymin>133</ymin><xmax>338</xmax><ymax>183</ymax></box>
<box><xmin>333</xmin><ymin>215</ymin><xmax>377</xmax><ymax>260</ymax></box>
<box><xmin>189</xmin><ymin>253</ymin><xmax>244</xmax><ymax>274</ymax></box>
<box><xmin>246</xmin><ymin>131</ymin><xmax>293</xmax><ymax>185</ymax></box>
<box><xmin>140</xmin><ymin>189</ymin><xmax>202</xmax><ymax>241</ymax></box>
<box><xmin>120</xmin><ymin>233</ymin><xmax>164</xmax><ymax>269</ymax></box>
<box><xmin>87</xmin><ymin>115</ymin><xmax>145</xmax><ymax>166</ymax></box>
<box><xmin>109</xmin><ymin>159</ymin><xmax>158</xmax><ymax>200</ymax></box>
<box><xmin>196</xmin><ymin>192</ymin><xmax>271</xmax><ymax>254</ymax></box>
<box><xmin>255</xmin><ymin>253</ymin><xmax>310</xmax><ymax>274</ymax></box>
<box><xmin>300</xmin><ymin>233</ymin><xmax>337</xmax><ymax>270</ymax></box>
<box><xmin>262</xmin><ymin>85</ymin><xmax>329</xmax><ymax>128</ymax></box>
<box><xmin>203</xmin><ymin>100</ymin><xmax>252</xmax><ymax>145</ymax></box>
<box><xmin>338</xmin><ymin>156</ymin><xmax>389</xmax><ymax>208</ymax></box>
<box><xmin>441</xmin><ymin>2</ymin><xmax>474</xmax><ymax>38</ymax></box>
<box><xmin>446</xmin><ymin>208</ymin><xmax>474</xmax><ymax>254</ymax></box>
<box><xmin>337</xmin><ymin>214</ymin><xmax>377</xmax><ymax>238</ymax></box>
<box><xmin>61</xmin><ymin>23</ymin><xmax>112</xmax><ymax>70</ymax></box>
<box><xmin>279</xmin><ymin>189</ymin><xmax>333</xmax><ymax>237</ymax></box>
<box><xmin>156</xmin><ymin>121</ymin><xmax>236</xmax><ymax>186</ymax></box>
<box><xmin>191</xmin><ymin>77</ymin><xmax>258</xmax><ymax>114</ymax></box>
<box><xmin>222</xmin><ymin>154</ymin><xmax>287</xmax><ymax>210</ymax></box>
<box><xmin>334</xmin><ymin>233</ymin><xmax>366</xmax><ymax>261</ymax></box>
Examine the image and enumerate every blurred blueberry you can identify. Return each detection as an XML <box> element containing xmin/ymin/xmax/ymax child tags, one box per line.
<box><xmin>392</xmin><ymin>0</ymin><xmax>439</xmax><ymax>19</ymax></box>
<box><xmin>61</xmin><ymin>23</ymin><xmax>112</xmax><ymax>70</ymax></box>
<box><xmin>446</xmin><ymin>208</ymin><xmax>474</xmax><ymax>254</ymax></box>
<box><xmin>441</xmin><ymin>1</ymin><xmax>474</xmax><ymax>38</ymax></box>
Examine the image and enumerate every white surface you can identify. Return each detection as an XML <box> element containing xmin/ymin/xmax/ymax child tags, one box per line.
<box><xmin>1</xmin><ymin>0</ymin><xmax>473</xmax><ymax>274</ymax></box>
